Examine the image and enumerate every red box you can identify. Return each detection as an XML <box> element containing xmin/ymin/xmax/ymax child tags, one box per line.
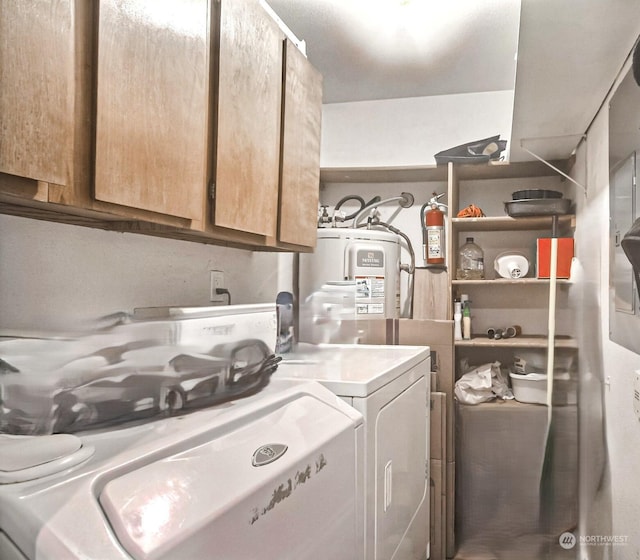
<box><xmin>536</xmin><ymin>238</ymin><xmax>574</xmax><ymax>279</ymax></box>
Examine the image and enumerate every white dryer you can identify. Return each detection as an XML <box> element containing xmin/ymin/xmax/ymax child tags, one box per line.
<box><xmin>277</xmin><ymin>343</ymin><xmax>431</xmax><ymax>560</ymax></box>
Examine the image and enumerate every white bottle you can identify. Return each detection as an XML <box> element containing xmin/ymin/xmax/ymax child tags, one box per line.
<box><xmin>454</xmin><ymin>301</ymin><xmax>463</xmax><ymax>341</ymax></box>
<box><xmin>462</xmin><ymin>301</ymin><xmax>472</xmax><ymax>340</ymax></box>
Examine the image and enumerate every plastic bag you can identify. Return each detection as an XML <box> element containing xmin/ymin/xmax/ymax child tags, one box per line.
<box><xmin>454</xmin><ymin>361</ymin><xmax>514</xmax><ymax>405</ymax></box>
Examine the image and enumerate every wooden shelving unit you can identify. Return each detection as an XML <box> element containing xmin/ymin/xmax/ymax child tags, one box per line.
<box><xmin>447</xmin><ymin>160</ymin><xmax>579</xmax><ymax>557</ymax></box>
<box><xmin>446</xmin><ymin>157</ymin><xmax>579</xmax><ymax>363</ymax></box>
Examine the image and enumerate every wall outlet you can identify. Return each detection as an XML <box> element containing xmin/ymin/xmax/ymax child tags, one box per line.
<box><xmin>210</xmin><ymin>270</ymin><xmax>226</xmax><ymax>302</ymax></box>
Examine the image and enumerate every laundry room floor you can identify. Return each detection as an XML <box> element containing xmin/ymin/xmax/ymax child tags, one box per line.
<box><xmin>453</xmin><ymin>533</ymin><xmax>577</xmax><ymax>560</ymax></box>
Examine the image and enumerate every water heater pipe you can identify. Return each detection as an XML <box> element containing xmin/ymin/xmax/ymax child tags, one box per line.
<box><xmin>352</xmin><ymin>192</ymin><xmax>414</xmax><ymax>226</ymax></box>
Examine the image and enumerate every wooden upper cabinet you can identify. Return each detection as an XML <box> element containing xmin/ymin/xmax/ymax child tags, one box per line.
<box><xmin>211</xmin><ymin>0</ymin><xmax>283</xmax><ymax>237</ymax></box>
<box><xmin>278</xmin><ymin>40</ymin><xmax>323</xmax><ymax>248</ymax></box>
<box><xmin>94</xmin><ymin>0</ymin><xmax>210</xmax><ymax>223</ymax></box>
<box><xmin>0</xmin><ymin>0</ymin><xmax>323</xmax><ymax>250</ymax></box>
<box><xmin>0</xmin><ymin>0</ymin><xmax>75</xmax><ymax>185</ymax></box>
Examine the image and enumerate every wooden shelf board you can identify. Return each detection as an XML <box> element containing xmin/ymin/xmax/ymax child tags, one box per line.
<box><xmin>452</xmin><ymin>278</ymin><xmax>572</xmax><ymax>286</ymax></box>
<box><xmin>455</xmin><ymin>399</ymin><xmax>547</xmax><ymax>410</ymax></box>
<box><xmin>320</xmin><ymin>164</ymin><xmax>446</xmax><ymax>183</ymax></box>
<box><xmin>320</xmin><ymin>159</ymin><xmax>570</xmax><ymax>184</ymax></box>
<box><xmin>452</xmin><ymin>214</ymin><xmax>575</xmax><ymax>231</ymax></box>
<box><xmin>455</xmin><ymin>336</ymin><xmax>577</xmax><ymax>349</ymax></box>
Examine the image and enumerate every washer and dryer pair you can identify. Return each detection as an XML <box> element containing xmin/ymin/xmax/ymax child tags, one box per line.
<box><xmin>0</xmin><ymin>305</ymin><xmax>430</xmax><ymax>560</ymax></box>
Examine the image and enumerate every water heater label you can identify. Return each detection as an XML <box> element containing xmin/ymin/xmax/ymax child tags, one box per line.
<box><xmin>356</xmin><ymin>303</ymin><xmax>385</xmax><ymax>314</ymax></box>
<box><xmin>355</xmin><ymin>276</ymin><xmax>385</xmax><ymax>314</ymax></box>
<box><xmin>356</xmin><ymin>250</ymin><xmax>384</xmax><ymax>268</ymax></box>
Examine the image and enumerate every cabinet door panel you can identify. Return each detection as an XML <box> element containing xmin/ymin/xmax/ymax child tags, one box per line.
<box><xmin>213</xmin><ymin>0</ymin><xmax>282</xmax><ymax>237</ymax></box>
<box><xmin>94</xmin><ymin>0</ymin><xmax>209</xmax><ymax>221</ymax></box>
<box><xmin>278</xmin><ymin>40</ymin><xmax>322</xmax><ymax>247</ymax></box>
<box><xmin>0</xmin><ymin>0</ymin><xmax>73</xmax><ymax>185</ymax></box>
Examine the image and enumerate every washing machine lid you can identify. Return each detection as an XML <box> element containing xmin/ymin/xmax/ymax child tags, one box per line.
<box><xmin>277</xmin><ymin>343</ymin><xmax>430</xmax><ymax>397</ymax></box>
<box><xmin>98</xmin><ymin>382</ymin><xmax>363</xmax><ymax>560</ymax></box>
<box><xmin>0</xmin><ymin>433</ymin><xmax>94</xmax><ymax>483</ymax></box>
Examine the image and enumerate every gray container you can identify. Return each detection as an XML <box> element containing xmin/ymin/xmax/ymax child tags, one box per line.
<box><xmin>504</xmin><ymin>198</ymin><xmax>571</xmax><ymax>217</ymax></box>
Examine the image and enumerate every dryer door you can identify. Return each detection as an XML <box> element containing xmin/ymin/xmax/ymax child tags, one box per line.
<box><xmin>375</xmin><ymin>375</ymin><xmax>428</xmax><ymax>560</ymax></box>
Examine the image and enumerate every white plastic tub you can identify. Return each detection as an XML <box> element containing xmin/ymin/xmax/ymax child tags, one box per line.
<box><xmin>512</xmin><ymin>350</ymin><xmax>576</xmax><ymax>375</ymax></box>
<box><xmin>509</xmin><ymin>372</ymin><xmax>577</xmax><ymax>405</ymax></box>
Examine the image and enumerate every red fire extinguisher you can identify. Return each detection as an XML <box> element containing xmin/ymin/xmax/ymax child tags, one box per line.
<box><xmin>422</xmin><ymin>192</ymin><xmax>446</xmax><ymax>265</ymax></box>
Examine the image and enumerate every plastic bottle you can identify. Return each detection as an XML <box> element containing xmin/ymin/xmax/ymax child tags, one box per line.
<box><xmin>456</xmin><ymin>237</ymin><xmax>485</xmax><ymax>280</ymax></box>
<box><xmin>462</xmin><ymin>301</ymin><xmax>472</xmax><ymax>340</ymax></box>
<box><xmin>453</xmin><ymin>301</ymin><xmax>463</xmax><ymax>341</ymax></box>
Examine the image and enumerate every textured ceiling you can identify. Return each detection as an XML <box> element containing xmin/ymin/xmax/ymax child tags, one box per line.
<box><xmin>267</xmin><ymin>0</ymin><xmax>520</xmax><ymax>104</ymax></box>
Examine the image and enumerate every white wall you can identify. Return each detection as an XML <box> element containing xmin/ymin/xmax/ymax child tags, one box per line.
<box><xmin>575</xmin><ymin>56</ymin><xmax>640</xmax><ymax>559</ymax></box>
<box><xmin>0</xmin><ymin>214</ymin><xmax>280</xmax><ymax>333</ymax></box>
<box><xmin>320</xmin><ymin>90</ymin><xmax>514</xmax><ymax>168</ymax></box>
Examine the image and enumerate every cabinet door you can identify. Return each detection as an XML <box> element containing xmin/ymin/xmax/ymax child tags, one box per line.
<box><xmin>212</xmin><ymin>0</ymin><xmax>283</xmax><ymax>237</ymax></box>
<box><xmin>94</xmin><ymin>0</ymin><xmax>209</xmax><ymax>222</ymax></box>
<box><xmin>278</xmin><ymin>40</ymin><xmax>323</xmax><ymax>248</ymax></box>
<box><xmin>0</xmin><ymin>0</ymin><xmax>74</xmax><ymax>185</ymax></box>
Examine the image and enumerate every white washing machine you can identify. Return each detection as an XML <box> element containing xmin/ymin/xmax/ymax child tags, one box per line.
<box><xmin>0</xmin><ymin>378</ymin><xmax>364</xmax><ymax>560</ymax></box>
<box><xmin>277</xmin><ymin>343</ymin><xmax>431</xmax><ymax>560</ymax></box>
<box><xmin>0</xmin><ymin>305</ymin><xmax>365</xmax><ymax>560</ymax></box>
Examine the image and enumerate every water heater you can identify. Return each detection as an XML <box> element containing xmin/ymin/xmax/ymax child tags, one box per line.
<box><xmin>299</xmin><ymin>228</ymin><xmax>401</xmax><ymax>324</ymax></box>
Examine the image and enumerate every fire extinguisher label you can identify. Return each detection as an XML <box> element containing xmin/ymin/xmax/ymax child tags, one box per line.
<box><xmin>356</xmin><ymin>250</ymin><xmax>384</xmax><ymax>268</ymax></box>
<box><xmin>427</xmin><ymin>230</ymin><xmax>443</xmax><ymax>258</ymax></box>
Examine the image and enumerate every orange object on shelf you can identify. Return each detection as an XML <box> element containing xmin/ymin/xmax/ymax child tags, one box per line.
<box><xmin>457</xmin><ymin>204</ymin><xmax>485</xmax><ymax>218</ymax></box>
<box><xmin>536</xmin><ymin>238</ymin><xmax>574</xmax><ymax>278</ymax></box>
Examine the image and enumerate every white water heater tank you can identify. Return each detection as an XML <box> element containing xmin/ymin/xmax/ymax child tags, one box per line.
<box><xmin>299</xmin><ymin>228</ymin><xmax>401</xmax><ymax>321</ymax></box>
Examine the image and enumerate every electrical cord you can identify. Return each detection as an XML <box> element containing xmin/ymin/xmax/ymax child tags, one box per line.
<box><xmin>215</xmin><ymin>288</ymin><xmax>231</xmax><ymax>305</ymax></box>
